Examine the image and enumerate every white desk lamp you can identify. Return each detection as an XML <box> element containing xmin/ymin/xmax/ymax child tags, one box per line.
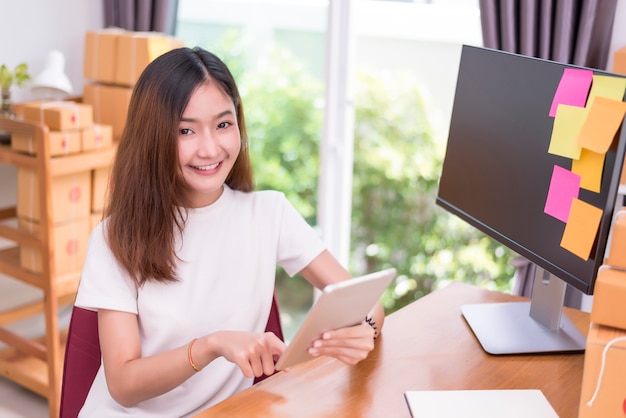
<box><xmin>31</xmin><ymin>50</ymin><xmax>73</xmax><ymax>100</ymax></box>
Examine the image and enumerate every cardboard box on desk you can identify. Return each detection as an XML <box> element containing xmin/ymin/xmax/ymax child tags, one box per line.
<box><xmin>11</xmin><ymin>129</ymin><xmax>81</xmax><ymax>156</ymax></box>
<box><xmin>18</xmin><ymin>217</ymin><xmax>90</xmax><ymax>276</ymax></box>
<box><xmin>590</xmin><ymin>266</ymin><xmax>626</xmax><ymax>330</ymax></box>
<box><xmin>83</xmin><ymin>83</ymin><xmax>131</xmax><ymax>140</ymax></box>
<box><xmin>606</xmin><ymin>210</ymin><xmax>626</xmax><ymax>270</ymax></box>
<box><xmin>115</xmin><ymin>31</ymin><xmax>184</xmax><ymax>86</ymax></box>
<box><xmin>84</xmin><ymin>28</ymin><xmax>126</xmax><ymax>84</ymax></box>
<box><xmin>578</xmin><ymin>323</ymin><xmax>626</xmax><ymax>418</ymax></box>
<box><xmin>22</xmin><ymin>101</ymin><xmax>93</xmax><ymax>131</ymax></box>
<box><xmin>17</xmin><ymin>169</ymin><xmax>91</xmax><ymax>224</ymax></box>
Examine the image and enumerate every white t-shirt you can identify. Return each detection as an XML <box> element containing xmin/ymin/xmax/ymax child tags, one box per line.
<box><xmin>75</xmin><ymin>186</ymin><xmax>326</xmax><ymax>417</ymax></box>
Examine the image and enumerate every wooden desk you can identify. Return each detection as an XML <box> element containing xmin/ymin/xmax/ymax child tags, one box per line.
<box><xmin>196</xmin><ymin>282</ymin><xmax>589</xmax><ymax>418</ymax></box>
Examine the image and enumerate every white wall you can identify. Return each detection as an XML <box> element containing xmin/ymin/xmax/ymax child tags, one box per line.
<box><xmin>0</xmin><ymin>1</ymin><xmax>103</xmax><ymax>208</ymax></box>
<box><xmin>0</xmin><ymin>0</ymin><xmax>104</xmax><ymax>103</ymax></box>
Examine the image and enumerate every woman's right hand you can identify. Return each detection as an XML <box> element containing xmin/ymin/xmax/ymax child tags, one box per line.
<box><xmin>199</xmin><ymin>331</ymin><xmax>286</xmax><ymax>378</ymax></box>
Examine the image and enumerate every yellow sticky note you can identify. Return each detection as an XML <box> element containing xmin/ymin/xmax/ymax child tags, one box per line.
<box><xmin>548</xmin><ymin>105</ymin><xmax>585</xmax><ymax>159</ymax></box>
<box><xmin>576</xmin><ymin>97</ymin><xmax>626</xmax><ymax>154</ymax></box>
<box><xmin>571</xmin><ymin>148</ymin><xmax>605</xmax><ymax>193</ymax></box>
<box><xmin>560</xmin><ymin>198</ymin><xmax>603</xmax><ymax>260</ymax></box>
<box><xmin>586</xmin><ymin>75</ymin><xmax>626</xmax><ymax>108</ymax></box>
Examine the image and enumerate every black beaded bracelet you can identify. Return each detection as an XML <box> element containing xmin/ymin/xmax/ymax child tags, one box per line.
<box><xmin>365</xmin><ymin>316</ymin><xmax>378</xmax><ymax>340</ymax></box>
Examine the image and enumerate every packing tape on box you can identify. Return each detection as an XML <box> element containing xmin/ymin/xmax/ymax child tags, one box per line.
<box><xmin>585</xmin><ymin>335</ymin><xmax>626</xmax><ymax>408</ymax></box>
<box><xmin>62</xmin><ymin>132</ymin><xmax>70</xmax><ymax>154</ymax></box>
<box><xmin>69</xmin><ymin>175</ymin><xmax>79</xmax><ymax>220</ymax></box>
<box><xmin>94</xmin><ymin>124</ymin><xmax>103</xmax><ymax>150</ymax></box>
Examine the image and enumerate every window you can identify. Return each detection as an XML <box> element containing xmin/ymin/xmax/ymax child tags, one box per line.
<box><xmin>176</xmin><ymin>0</ymin><xmax>484</xmax><ymax>338</ymax></box>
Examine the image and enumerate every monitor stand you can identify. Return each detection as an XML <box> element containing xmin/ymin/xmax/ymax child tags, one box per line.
<box><xmin>461</xmin><ymin>267</ymin><xmax>586</xmax><ymax>355</ymax></box>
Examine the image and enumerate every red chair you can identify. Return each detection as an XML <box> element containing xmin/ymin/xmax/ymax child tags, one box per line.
<box><xmin>59</xmin><ymin>295</ymin><xmax>284</xmax><ymax>418</ymax></box>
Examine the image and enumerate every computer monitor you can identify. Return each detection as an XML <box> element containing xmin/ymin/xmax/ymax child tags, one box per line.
<box><xmin>436</xmin><ymin>45</ymin><xmax>626</xmax><ymax>355</ymax></box>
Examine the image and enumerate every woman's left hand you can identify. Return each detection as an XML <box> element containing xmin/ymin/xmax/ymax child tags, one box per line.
<box><xmin>306</xmin><ymin>322</ymin><xmax>375</xmax><ymax>365</ymax></box>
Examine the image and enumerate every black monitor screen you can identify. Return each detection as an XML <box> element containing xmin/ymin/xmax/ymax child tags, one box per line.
<box><xmin>437</xmin><ymin>45</ymin><xmax>626</xmax><ymax>296</ymax></box>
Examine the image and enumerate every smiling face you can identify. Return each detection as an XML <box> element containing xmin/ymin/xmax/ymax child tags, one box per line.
<box><xmin>178</xmin><ymin>81</ymin><xmax>242</xmax><ymax>208</ymax></box>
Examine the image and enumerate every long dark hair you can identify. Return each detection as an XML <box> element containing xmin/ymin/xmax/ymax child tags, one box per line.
<box><xmin>104</xmin><ymin>47</ymin><xmax>253</xmax><ymax>286</ymax></box>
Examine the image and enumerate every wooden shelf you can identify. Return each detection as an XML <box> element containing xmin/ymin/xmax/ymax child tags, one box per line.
<box><xmin>0</xmin><ymin>116</ymin><xmax>114</xmax><ymax>418</ymax></box>
<box><xmin>0</xmin><ymin>330</ymin><xmax>68</xmax><ymax>399</ymax></box>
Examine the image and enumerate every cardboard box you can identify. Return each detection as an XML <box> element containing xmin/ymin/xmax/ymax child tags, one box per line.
<box><xmin>83</xmin><ymin>83</ymin><xmax>131</xmax><ymax>140</ymax></box>
<box><xmin>84</xmin><ymin>28</ymin><xmax>126</xmax><ymax>84</ymax></box>
<box><xmin>19</xmin><ymin>218</ymin><xmax>90</xmax><ymax>275</ymax></box>
<box><xmin>579</xmin><ymin>323</ymin><xmax>626</xmax><ymax>418</ymax></box>
<box><xmin>11</xmin><ymin>129</ymin><xmax>81</xmax><ymax>156</ymax></box>
<box><xmin>17</xmin><ymin>169</ymin><xmax>91</xmax><ymax>223</ymax></box>
<box><xmin>12</xmin><ymin>100</ymin><xmax>49</xmax><ymax>119</ymax></box>
<box><xmin>613</xmin><ymin>46</ymin><xmax>626</xmax><ymax>76</ymax></box>
<box><xmin>23</xmin><ymin>101</ymin><xmax>93</xmax><ymax>131</ymax></box>
<box><xmin>115</xmin><ymin>31</ymin><xmax>184</xmax><ymax>86</ymax></box>
<box><xmin>590</xmin><ymin>266</ymin><xmax>626</xmax><ymax>329</ymax></box>
<box><xmin>91</xmin><ymin>166</ymin><xmax>111</xmax><ymax>213</ymax></box>
<box><xmin>606</xmin><ymin>210</ymin><xmax>626</xmax><ymax>270</ymax></box>
<box><xmin>82</xmin><ymin>124</ymin><xmax>113</xmax><ymax>152</ymax></box>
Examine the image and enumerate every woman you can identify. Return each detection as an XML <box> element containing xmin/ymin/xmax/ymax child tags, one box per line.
<box><xmin>75</xmin><ymin>46</ymin><xmax>384</xmax><ymax>417</ymax></box>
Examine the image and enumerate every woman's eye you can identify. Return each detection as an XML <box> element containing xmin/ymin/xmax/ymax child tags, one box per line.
<box><xmin>217</xmin><ymin>121</ymin><xmax>232</xmax><ymax>130</ymax></box>
<box><xmin>180</xmin><ymin>128</ymin><xmax>193</xmax><ymax>135</ymax></box>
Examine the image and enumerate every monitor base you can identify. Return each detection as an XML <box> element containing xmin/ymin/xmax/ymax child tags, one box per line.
<box><xmin>461</xmin><ymin>301</ymin><xmax>586</xmax><ymax>355</ymax></box>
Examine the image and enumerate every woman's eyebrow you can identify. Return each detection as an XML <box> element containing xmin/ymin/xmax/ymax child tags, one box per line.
<box><xmin>180</xmin><ymin>110</ymin><xmax>234</xmax><ymax>123</ymax></box>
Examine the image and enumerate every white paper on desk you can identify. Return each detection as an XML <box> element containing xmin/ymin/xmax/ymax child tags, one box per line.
<box><xmin>404</xmin><ymin>389</ymin><xmax>558</xmax><ymax>418</ymax></box>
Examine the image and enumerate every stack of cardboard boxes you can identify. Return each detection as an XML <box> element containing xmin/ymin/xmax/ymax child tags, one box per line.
<box><xmin>12</xmin><ymin>29</ymin><xmax>183</xmax><ymax>277</ymax></box>
<box><xmin>579</xmin><ymin>213</ymin><xmax>626</xmax><ymax>417</ymax></box>
<box><xmin>12</xmin><ymin>101</ymin><xmax>113</xmax><ymax>275</ymax></box>
<box><xmin>577</xmin><ymin>46</ymin><xmax>626</xmax><ymax>418</ymax></box>
<box><xmin>82</xmin><ymin>28</ymin><xmax>184</xmax><ymax>141</ymax></box>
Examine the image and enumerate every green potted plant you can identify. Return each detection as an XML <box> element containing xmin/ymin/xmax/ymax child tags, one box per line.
<box><xmin>0</xmin><ymin>62</ymin><xmax>31</xmax><ymax>117</ymax></box>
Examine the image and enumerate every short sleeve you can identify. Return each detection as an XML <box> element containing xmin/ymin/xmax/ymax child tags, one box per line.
<box><xmin>74</xmin><ymin>222</ymin><xmax>139</xmax><ymax>314</ymax></box>
<box><xmin>275</xmin><ymin>194</ymin><xmax>327</xmax><ymax>276</ymax></box>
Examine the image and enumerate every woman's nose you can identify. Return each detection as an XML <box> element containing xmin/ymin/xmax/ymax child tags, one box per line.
<box><xmin>197</xmin><ymin>131</ymin><xmax>219</xmax><ymax>156</ymax></box>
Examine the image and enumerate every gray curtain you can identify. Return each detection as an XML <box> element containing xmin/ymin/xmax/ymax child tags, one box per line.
<box><xmin>104</xmin><ymin>0</ymin><xmax>179</xmax><ymax>35</ymax></box>
<box><xmin>479</xmin><ymin>0</ymin><xmax>619</xmax><ymax>308</ymax></box>
<box><xmin>479</xmin><ymin>0</ymin><xmax>618</xmax><ymax>69</ymax></box>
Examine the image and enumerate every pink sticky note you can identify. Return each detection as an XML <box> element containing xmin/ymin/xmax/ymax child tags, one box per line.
<box><xmin>549</xmin><ymin>68</ymin><xmax>594</xmax><ymax>117</ymax></box>
<box><xmin>544</xmin><ymin>165</ymin><xmax>581</xmax><ymax>222</ymax></box>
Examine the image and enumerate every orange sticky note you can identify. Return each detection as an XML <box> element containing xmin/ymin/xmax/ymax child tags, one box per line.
<box><xmin>548</xmin><ymin>104</ymin><xmax>585</xmax><ymax>159</ymax></box>
<box><xmin>571</xmin><ymin>148</ymin><xmax>605</xmax><ymax>193</ymax></box>
<box><xmin>576</xmin><ymin>97</ymin><xmax>626</xmax><ymax>154</ymax></box>
<box><xmin>560</xmin><ymin>198</ymin><xmax>603</xmax><ymax>260</ymax></box>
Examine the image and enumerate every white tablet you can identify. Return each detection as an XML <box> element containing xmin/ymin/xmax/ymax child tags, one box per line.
<box><xmin>274</xmin><ymin>268</ymin><xmax>396</xmax><ymax>371</ymax></box>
